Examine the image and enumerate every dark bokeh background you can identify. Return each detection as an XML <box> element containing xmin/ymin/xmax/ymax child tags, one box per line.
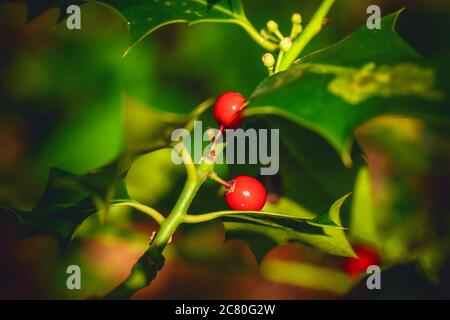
<box><xmin>0</xmin><ymin>0</ymin><xmax>449</xmax><ymax>299</ymax></box>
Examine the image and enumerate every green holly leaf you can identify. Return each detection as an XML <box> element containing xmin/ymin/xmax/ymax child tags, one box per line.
<box><xmin>308</xmin><ymin>193</ymin><xmax>355</xmax><ymax>257</ymax></box>
<box><xmin>221</xmin><ymin>193</ymin><xmax>355</xmax><ymax>262</ymax></box>
<box><xmin>14</xmin><ymin>0</ymin><xmax>264</xmax><ymax>55</ymax></box>
<box><xmin>94</xmin><ymin>0</ymin><xmax>246</xmax><ymax>54</ymax></box>
<box><xmin>248</xmin><ymin>11</ymin><xmax>448</xmax><ymax>164</ymax></box>
<box><xmin>3</xmin><ymin>140</ymin><xmax>177</xmax><ymax>250</ymax></box>
<box><xmin>349</xmin><ymin>167</ymin><xmax>379</xmax><ymax>245</ymax></box>
<box><xmin>3</xmin><ymin>162</ymin><xmax>127</xmax><ymax>249</ymax></box>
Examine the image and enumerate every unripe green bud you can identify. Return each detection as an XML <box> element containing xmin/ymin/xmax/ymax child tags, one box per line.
<box><xmin>292</xmin><ymin>13</ymin><xmax>302</xmax><ymax>24</ymax></box>
<box><xmin>262</xmin><ymin>53</ymin><xmax>275</xmax><ymax>68</ymax></box>
<box><xmin>267</xmin><ymin>20</ymin><xmax>279</xmax><ymax>33</ymax></box>
<box><xmin>279</xmin><ymin>37</ymin><xmax>292</xmax><ymax>52</ymax></box>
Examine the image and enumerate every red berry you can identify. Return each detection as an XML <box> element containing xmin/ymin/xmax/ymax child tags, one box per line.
<box><xmin>344</xmin><ymin>245</ymin><xmax>381</xmax><ymax>278</ymax></box>
<box><xmin>213</xmin><ymin>92</ymin><xmax>246</xmax><ymax>128</ymax></box>
<box><xmin>225</xmin><ymin>176</ymin><xmax>267</xmax><ymax>211</ymax></box>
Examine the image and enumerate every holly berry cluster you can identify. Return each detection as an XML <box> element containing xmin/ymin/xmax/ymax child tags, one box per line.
<box><xmin>211</xmin><ymin>91</ymin><xmax>267</xmax><ymax>211</ymax></box>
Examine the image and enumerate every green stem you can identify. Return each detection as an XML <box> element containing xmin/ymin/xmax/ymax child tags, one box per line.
<box><xmin>209</xmin><ymin>171</ymin><xmax>231</xmax><ymax>188</ymax></box>
<box><xmin>104</xmin><ymin>157</ymin><xmax>217</xmax><ymax>299</ymax></box>
<box><xmin>261</xmin><ymin>28</ymin><xmax>279</xmax><ymax>43</ymax></box>
<box><xmin>151</xmin><ymin>178</ymin><xmax>201</xmax><ymax>247</ymax></box>
<box><xmin>111</xmin><ymin>201</ymin><xmax>165</xmax><ymax>225</ymax></box>
<box><xmin>274</xmin><ymin>50</ymin><xmax>285</xmax><ymax>73</ymax></box>
<box><xmin>179</xmin><ymin>144</ymin><xmax>197</xmax><ymax>180</ymax></box>
<box><xmin>209</xmin><ymin>125</ymin><xmax>224</xmax><ymax>158</ymax></box>
<box><xmin>279</xmin><ymin>0</ymin><xmax>336</xmax><ymax>71</ymax></box>
<box><xmin>273</xmin><ymin>30</ymin><xmax>284</xmax><ymax>41</ymax></box>
<box><xmin>236</xmin><ymin>19</ymin><xmax>278</xmax><ymax>52</ymax></box>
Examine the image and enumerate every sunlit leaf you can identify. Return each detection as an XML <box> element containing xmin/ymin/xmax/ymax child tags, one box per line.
<box><xmin>349</xmin><ymin>167</ymin><xmax>379</xmax><ymax>245</ymax></box>
<box><xmin>222</xmin><ymin>193</ymin><xmax>355</xmax><ymax>262</ymax></box>
<box><xmin>92</xmin><ymin>0</ymin><xmax>246</xmax><ymax>54</ymax></box>
<box><xmin>248</xmin><ymin>11</ymin><xmax>448</xmax><ymax>163</ymax></box>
